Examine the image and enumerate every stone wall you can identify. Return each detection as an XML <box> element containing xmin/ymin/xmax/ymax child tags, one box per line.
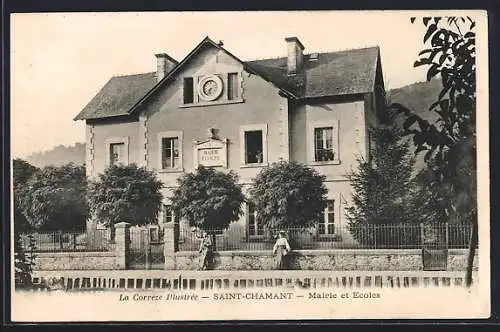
<box><xmin>170</xmin><ymin>249</ymin><xmax>478</xmax><ymax>271</ymax></box>
<box><xmin>34</xmin><ymin>251</ymin><xmax>118</xmax><ymax>271</ymax></box>
<box><xmin>32</xmin><ymin>247</ymin><xmax>477</xmax><ymax>272</ymax></box>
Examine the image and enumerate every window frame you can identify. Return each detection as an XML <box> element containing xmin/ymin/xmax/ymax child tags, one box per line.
<box><xmin>183</xmin><ymin>77</ymin><xmax>194</xmax><ymax>104</ymax></box>
<box><xmin>163</xmin><ymin>204</ymin><xmax>178</xmax><ymax>224</ymax></box>
<box><xmin>314</xmin><ymin>127</ymin><xmax>335</xmax><ymax>162</ymax></box>
<box><xmin>239</xmin><ymin>124</ymin><xmax>268</xmax><ymax>168</ymax></box>
<box><xmin>105</xmin><ymin>137</ymin><xmax>129</xmax><ymax>167</ymax></box>
<box><xmin>247</xmin><ymin>202</ymin><xmax>265</xmax><ymax>239</ymax></box>
<box><xmin>317</xmin><ymin>199</ymin><xmax>336</xmax><ymax>237</ymax></box>
<box><xmin>157</xmin><ymin>130</ymin><xmax>183</xmax><ymax>172</ymax></box>
<box><xmin>307</xmin><ymin>120</ymin><xmax>340</xmax><ymax>165</ymax></box>
<box><xmin>109</xmin><ymin>142</ymin><xmax>125</xmax><ymax>166</ymax></box>
<box><xmin>227</xmin><ymin>72</ymin><xmax>240</xmax><ymax>100</ymax></box>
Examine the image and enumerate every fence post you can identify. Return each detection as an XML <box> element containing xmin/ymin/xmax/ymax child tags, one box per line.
<box><xmin>445</xmin><ymin>222</ymin><xmax>449</xmax><ymax>248</ymax></box>
<box><xmin>115</xmin><ymin>222</ymin><xmax>130</xmax><ymax>269</ymax></box>
<box><xmin>420</xmin><ymin>223</ymin><xmax>424</xmax><ymax>248</ymax></box>
<box><xmin>164</xmin><ymin>222</ymin><xmax>179</xmax><ymax>270</ymax></box>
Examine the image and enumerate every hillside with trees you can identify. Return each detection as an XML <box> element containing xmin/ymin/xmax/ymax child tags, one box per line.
<box><xmin>24</xmin><ymin>142</ymin><xmax>85</xmax><ymax>168</ymax></box>
<box><xmin>387</xmin><ymin>78</ymin><xmax>442</xmax><ymax>171</ymax></box>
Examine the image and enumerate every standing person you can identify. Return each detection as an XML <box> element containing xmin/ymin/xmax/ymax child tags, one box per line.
<box><xmin>273</xmin><ymin>230</ymin><xmax>291</xmax><ymax>270</ymax></box>
<box><xmin>198</xmin><ymin>231</ymin><xmax>213</xmax><ymax>270</ymax></box>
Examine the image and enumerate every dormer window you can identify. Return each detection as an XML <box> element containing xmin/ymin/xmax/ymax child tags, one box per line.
<box><xmin>181</xmin><ymin>72</ymin><xmax>243</xmax><ymax>107</ymax></box>
<box><xmin>227</xmin><ymin>72</ymin><xmax>239</xmax><ymax>100</ymax></box>
<box><xmin>183</xmin><ymin>77</ymin><xmax>194</xmax><ymax>104</ymax></box>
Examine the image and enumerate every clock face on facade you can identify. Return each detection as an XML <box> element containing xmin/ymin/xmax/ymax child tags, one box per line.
<box><xmin>198</xmin><ymin>75</ymin><xmax>223</xmax><ymax>101</ymax></box>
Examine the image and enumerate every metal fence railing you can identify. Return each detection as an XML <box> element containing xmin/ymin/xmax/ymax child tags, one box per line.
<box><xmin>176</xmin><ymin>223</ymin><xmax>474</xmax><ymax>252</ymax></box>
<box><xmin>20</xmin><ymin>229</ymin><xmax>112</xmax><ymax>252</ymax></box>
<box><xmin>19</xmin><ymin>222</ymin><xmax>474</xmax><ymax>254</ymax></box>
<box><xmin>128</xmin><ymin>227</ymin><xmax>165</xmax><ymax>269</ymax></box>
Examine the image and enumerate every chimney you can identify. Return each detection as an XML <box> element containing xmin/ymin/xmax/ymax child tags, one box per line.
<box><xmin>285</xmin><ymin>37</ymin><xmax>305</xmax><ymax>75</ymax></box>
<box><xmin>155</xmin><ymin>53</ymin><xmax>177</xmax><ymax>82</ymax></box>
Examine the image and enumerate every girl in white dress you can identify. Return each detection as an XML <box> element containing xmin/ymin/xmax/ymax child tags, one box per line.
<box><xmin>273</xmin><ymin>231</ymin><xmax>291</xmax><ymax>270</ymax></box>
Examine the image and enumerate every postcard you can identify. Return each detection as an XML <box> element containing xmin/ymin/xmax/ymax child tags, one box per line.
<box><xmin>10</xmin><ymin>10</ymin><xmax>490</xmax><ymax>321</ymax></box>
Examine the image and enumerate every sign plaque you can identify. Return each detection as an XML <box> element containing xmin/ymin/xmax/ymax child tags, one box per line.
<box><xmin>194</xmin><ymin>134</ymin><xmax>228</xmax><ymax>168</ymax></box>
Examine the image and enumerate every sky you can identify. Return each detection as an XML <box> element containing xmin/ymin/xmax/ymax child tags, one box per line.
<box><xmin>10</xmin><ymin>11</ymin><xmax>433</xmax><ymax>158</ymax></box>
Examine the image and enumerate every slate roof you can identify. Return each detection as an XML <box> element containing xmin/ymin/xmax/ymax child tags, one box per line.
<box><xmin>74</xmin><ymin>72</ymin><xmax>158</xmax><ymax>120</ymax></box>
<box><xmin>247</xmin><ymin>46</ymin><xmax>380</xmax><ymax>98</ymax></box>
<box><xmin>74</xmin><ymin>40</ymin><xmax>380</xmax><ymax>121</ymax></box>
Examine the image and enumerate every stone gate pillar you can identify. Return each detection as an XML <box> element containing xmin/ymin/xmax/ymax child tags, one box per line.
<box><xmin>164</xmin><ymin>222</ymin><xmax>179</xmax><ymax>270</ymax></box>
<box><xmin>115</xmin><ymin>222</ymin><xmax>131</xmax><ymax>269</ymax></box>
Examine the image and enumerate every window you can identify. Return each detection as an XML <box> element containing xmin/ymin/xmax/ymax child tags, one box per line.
<box><xmin>248</xmin><ymin>202</ymin><xmax>264</xmax><ymax>237</ymax></box>
<box><xmin>109</xmin><ymin>142</ymin><xmax>125</xmax><ymax>166</ymax></box>
<box><xmin>318</xmin><ymin>200</ymin><xmax>335</xmax><ymax>235</ymax></box>
<box><xmin>161</xmin><ymin>137</ymin><xmax>180</xmax><ymax>169</ymax></box>
<box><xmin>244</xmin><ymin>131</ymin><xmax>263</xmax><ymax>164</ymax></box>
<box><xmin>308</xmin><ymin>120</ymin><xmax>339</xmax><ymax>164</ymax></box>
<box><xmin>163</xmin><ymin>205</ymin><xmax>178</xmax><ymax>223</ymax></box>
<box><xmin>149</xmin><ymin>226</ymin><xmax>160</xmax><ymax>243</ymax></box>
<box><xmin>183</xmin><ymin>77</ymin><xmax>194</xmax><ymax>104</ymax></box>
<box><xmin>240</xmin><ymin>124</ymin><xmax>268</xmax><ymax>167</ymax></box>
<box><xmin>158</xmin><ymin>131</ymin><xmax>183</xmax><ymax>171</ymax></box>
<box><xmin>314</xmin><ymin>127</ymin><xmax>335</xmax><ymax>162</ymax></box>
<box><xmin>105</xmin><ymin>137</ymin><xmax>129</xmax><ymax>167</ymax></box>
<box><xmin>227</xmin><ymin>72</ymin><xmax>239</xmax><ymax>100</ymax></box>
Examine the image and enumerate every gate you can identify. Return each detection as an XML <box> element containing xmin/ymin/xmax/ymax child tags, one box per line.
<box><xmin>129</xmin><ymin>227</ymin><xmax>165</xmax><ymax>270</ymax></box>
<box><xmin>421</xmin><ymin>223</ymin><xmax>448</xmax><ymax>271</ymax></box>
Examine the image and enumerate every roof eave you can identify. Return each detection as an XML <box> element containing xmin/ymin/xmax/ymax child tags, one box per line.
<box><xmin>297</xmin><ymin>92</ymin><xmax>368</xmax><ymax>101</ymax></box>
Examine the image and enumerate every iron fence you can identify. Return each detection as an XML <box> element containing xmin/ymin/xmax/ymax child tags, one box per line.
<box><xmin>177</xmin><ymin>222</ymin><xmax>474</xmax><ymax>252</ymax></box>
<box><xmin>19</xmin><ymin>222</ymin><xmax>474</xmax><ymax>254</ymax></box>
<box><xmin>128</xmin><ymin>227</ymin><xmax>165</xmax><ymax>269</ymax></box>
<box><xmin>20</xmin><ymin>229</ymin><xmax>112</xmax><ymax>252</ymax></box>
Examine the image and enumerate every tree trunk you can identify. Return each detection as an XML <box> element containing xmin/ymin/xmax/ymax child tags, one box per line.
<box><xmin>465</xmin><ymin>219</ymin><xmax>478</xmax><ymax>287</ymax></box>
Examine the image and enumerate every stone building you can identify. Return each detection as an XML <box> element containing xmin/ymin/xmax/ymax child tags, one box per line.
<box><xmin>74</xmin><ymin>36</ymin><xmax>386</xmax><ymax>248</ymax></box>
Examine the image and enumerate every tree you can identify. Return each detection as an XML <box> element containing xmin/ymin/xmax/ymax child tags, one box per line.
<box><xmin>390</xmin><ymin>17</ymin><xmax>477</xmax><ymax>286</ymax></box>
<box><xmin>13</xmin><ymin>159</ymin><xmax>39</xmax><ymax>232</ymax></box>
<box><xmin>18</xmin><ymin>163</ymin><xmax>88</xmax><ymax>232</ymax></box>
<box><xmin>13</xmin><ymin>159</ymin><xmax>39</xmax><ymax>289</ymax></box>
<box><xmin>88</xmin><ymin>164</ymin><xmax>163</xmax><ymax>228</ymax></box>
<box><xmin>249</xmin><ymin>161</ymin><xmax>328</xmax><ymax>229</ymax></box>
<box><xmin>171</xmin><ymin>165</ymin><xmax>244</xmax><ymax>231</ymax></box>
<box><xmin>346</xmin><ymin>122</ymin><xmax>420</xmax><ymax>247</ymax></box>
<box><xmin>14</xmin><ymin>232</ymin><xmax>36</xmax><ymax>289</ymax></box>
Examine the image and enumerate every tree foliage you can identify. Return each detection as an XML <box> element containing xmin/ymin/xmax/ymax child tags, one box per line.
<box><xmin>88</xmin><ymin>164</ymin><xmax>163</xmax><ymax>226</ymax></box>
<box><xmin>13</xmin><ymin>158</ymin><xmax>39</xmax><ymax>188</ymax></box>
<box><xmin>13</xmin><ymin>159</ymin><xmax>38</xmax><ymax>288</ymax></box>
<box><xmin>13</xmin><ymin>159</ymin><xmax>39</xmax><ymax>232</ymax></box>
<box><xmin>347</xmin><ymin>125</ymin><xmax>417</xmax><ymax>225</ymax></box>
<box><xmin>14</xmin><ymin>232</ymin><xmax>36</xmax><ymax>289</ymax></box>
<box><xmin>18</xmin><ymin>163</ymin><xmax>88</xmax><ymax>231</ymax></box>
<box><xmin>171</xmin><ymin>165</ymin><xmax>244</xmax><ymax>230</ymax></box>
<box><xmin>346</xmin><ymin>122</ymin><xmax>420</xmax><ymax>246</ymax></box>
<box><xmin>249</xmin><ymin>161</ymin><xmax>328</xmax><ymax>229</ymax></box>
<box><xmin>391</xmin><ymin>16</ymin><xmax>477</xmax><ymax>286</ymax></box>
<box><xmin>390</xmin><ymin>17</ymin><xmax>476</xmax><ymax>225</ymax></box>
